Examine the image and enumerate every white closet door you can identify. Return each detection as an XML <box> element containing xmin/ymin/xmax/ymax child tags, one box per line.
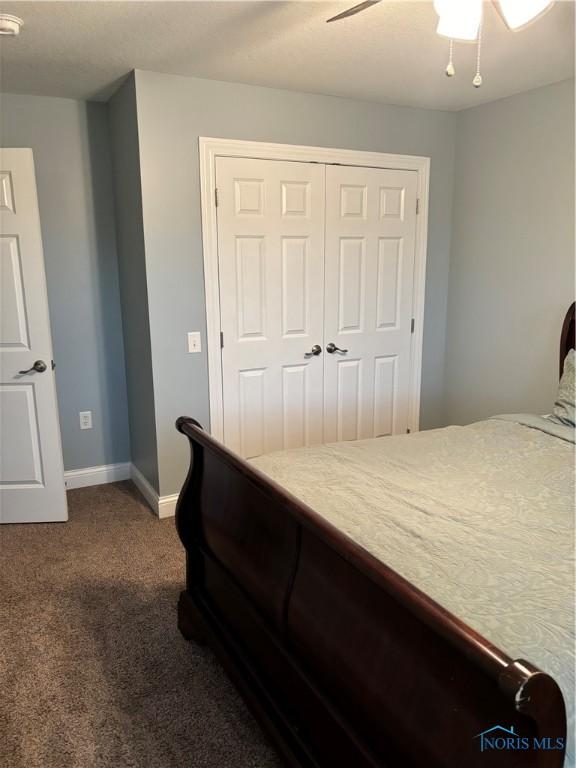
<box><xmin>323</xmin><ymin>165</ymin><xmax>418</xmax><ymax>443</ymax></box>
<box><xmin>216</xmin><ymin>157</ymin><xmax>325</xmax><ymax>458</ymax></box>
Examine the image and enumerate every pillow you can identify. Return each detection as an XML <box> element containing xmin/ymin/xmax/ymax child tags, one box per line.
<box><xmin>551</xmin><ymin>349</ymin><xmax>575</xmax><ymax>427</ymax></box>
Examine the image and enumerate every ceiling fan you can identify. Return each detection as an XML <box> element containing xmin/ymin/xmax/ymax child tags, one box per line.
<box><xmin>327</xmin><ymin>0</ymin><xmax>556</xmax><ymax>87</ymax></box>
<box><xmin>327</xmin><ymin>0</ymin><xmax>554</xmax><ymax>34</ymax></box>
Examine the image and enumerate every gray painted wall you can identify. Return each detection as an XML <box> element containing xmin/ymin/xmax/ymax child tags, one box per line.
<box><xmin>445</xmin><ymin>79</ymin><xmax>575</xmax><ymax>424</ymax></box>
<box><xmin>133</xmin><ymin>70</ymin><xmax>457</xmax><ymax>496</ymax></box>
<box><xmin>107</xmin><ymin>75</ymin><xmax>159</xmax><ymax>492</ymax></box>
<box><xmin>3</xmin><ymin>76</ymin><xmax>570</xmax><ymax>494</ymax></box>
<box><xmin>0</xmin><ymin>92</ymin><xmax>130</xmax><ymax>471</ymax></box>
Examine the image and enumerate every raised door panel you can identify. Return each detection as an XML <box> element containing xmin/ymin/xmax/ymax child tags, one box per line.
<box><xmin>1</xmin><ymin>236</ymin><xmax>30</xmax><ymax>349</ymax></box>
<box><xmin>234</xmin><ymin>179</ymin><xmax>264</xmax><ymax>216</ymax></box>
<box><xmin>238</xmin><ymin>368</ymin><xmax>266</xmax><ymax>458</ymax></box>
<box><xmin>336</xmin><ymin>359</ymin><xmax>362</xmax><ymax>442</ymax></box>
<box><xmin>235</xmin><ymin>237</ymin><xmax>267</xmax><ymax>340</ymax></box>
<box><xmin>340</xmin><ymin>185</ymin><xmax>367</xmax><ymax>219</ymax></box>
<box><xmin>217</xmin><ymin>156</ymin><xmax>325</xmax><ymax>458</ymax></box>
<box><xmin>0</xmin><ymin>172</ymin><xmax>15</xmax><ymax>212</ymax></box>
<box><xmin>338</xmin><ymin>238</ymin><xmax>365</xmax><ymax>333</ymax></box>
<box><xmin>0</xmin><ymin>385</ymin><xmax>43</xmax><ymax>485</ymax></box>
<box><xmin>281</xmin><ymin>182</ymin><xmax>310</xmax><ymax>217</ymax></box>
<box><xmin>373</xmin><ymin>356</ymin><xmax>398</xmax><ymax>437</ymax></box>
<box><xmin>281</xmin><ymin>237</ymin><xmax>309</xmax><ymax>338</ymax></box>
<box><xmin>379</xmin><ymin>186</ymin><xmax>405</xmax><ymax>220</ymax></box>
<box><xmin>282</xmin><ymin>364</ymin><xmax>310</xmax><ymax>450</ymax></box>
<box><xmin>376</xmin><ymin>238</ymin><xmax>402</xmax><ymax>330</ymax></box>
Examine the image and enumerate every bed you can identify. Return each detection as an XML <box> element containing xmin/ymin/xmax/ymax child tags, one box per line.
<box><xmin>175</xmin><ymin>303</ymin><xmax>575</xmax><ymax>768</ymax></box>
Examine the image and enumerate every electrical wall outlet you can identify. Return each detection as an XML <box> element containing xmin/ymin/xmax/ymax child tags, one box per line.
<box><xmin>79</xmin><ymin>411</ymin><xmax>92</xmax><ymax>430</ymax></box>
<box><xmin>187</xmin><ymin>331</ymin><xmax>202</xmax><ymax>353</ymax></box>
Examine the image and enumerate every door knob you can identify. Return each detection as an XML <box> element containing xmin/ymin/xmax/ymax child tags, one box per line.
<box><xmin>304</xmin><ymin>344</ymin><xmax>322</xmax><ymax>358</ymax></box>
<box><xmin>19</xmin><ymin>360</ymin><xmax>47</xmax><ymax>374</ymax></box>
<box><xmin>326</xmin><ymin>343</ymin><xmax>348</xmax><ymax>354</ymax></box>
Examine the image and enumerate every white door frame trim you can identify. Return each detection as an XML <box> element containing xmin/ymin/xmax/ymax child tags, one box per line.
<box><xmin>199</xmin><ymin>136</ymin><xmax>430</xmax><ymax>441</ymax></box>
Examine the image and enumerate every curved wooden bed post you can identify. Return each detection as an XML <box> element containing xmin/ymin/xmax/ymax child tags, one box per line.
<box><xmin>174</xmin><ymin>304</ymin><xmax>573</xmax><ymax>768</ymax></box>
<box><xmin>560</xmin><ymin>302</ymin><xmax>575</xmax><ymax>376</ymax></box>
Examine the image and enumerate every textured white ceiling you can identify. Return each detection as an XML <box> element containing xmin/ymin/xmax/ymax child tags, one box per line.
<box><xmin>0</xmin><ymin>1</ymin><xmax>573</xmax><ymax>110</ymax></box>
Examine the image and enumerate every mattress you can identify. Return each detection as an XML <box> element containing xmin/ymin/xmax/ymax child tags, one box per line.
<box><xmin>251</xmin><ymin>415</ymin><xmax>575</xmax><ymax>765</ymax></box>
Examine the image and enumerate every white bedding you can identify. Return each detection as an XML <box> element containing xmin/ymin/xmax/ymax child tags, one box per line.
<box><xmin>251</xmin><ymin>416</ymin><xmax>575</xmax><ymax>764</ymax></box>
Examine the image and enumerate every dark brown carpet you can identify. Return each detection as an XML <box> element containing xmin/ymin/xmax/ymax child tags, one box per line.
<box><xmin>0</xmin><ymin>481</ymin><xmax>281</xmax><ymax>768</ymax></box>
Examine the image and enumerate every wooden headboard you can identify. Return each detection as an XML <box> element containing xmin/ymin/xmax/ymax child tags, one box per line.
<box><xmin>560</xmin><ymin>302</ymin><xmax>575</xmax><ymax>376</ymax></box>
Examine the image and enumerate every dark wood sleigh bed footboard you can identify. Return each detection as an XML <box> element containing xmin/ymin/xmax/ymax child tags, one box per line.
<box><xmin>174</xmin><ymin>417</ymin><xmax>567</xmax><ymax>768</ymax></box>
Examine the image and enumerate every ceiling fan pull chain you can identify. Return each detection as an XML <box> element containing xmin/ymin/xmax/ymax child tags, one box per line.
<box><xmin>445</xmin><ymin>39</ymin><xmax>455</xmax><ymax>77</ymax></box>
<box><xmin>473</xmin><ymin>18</ymin><xmax>483</xmax><ymax>87</ymax></box>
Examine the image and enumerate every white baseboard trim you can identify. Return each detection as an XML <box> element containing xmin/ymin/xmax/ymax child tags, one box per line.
<box><xmin>158</xmin><ymin>494</ymin><xmax>179</xmax><ymax>519</ymax></box>
<box><xmin>130</xmin><ymin>463</ymin><xmax>178</xmax><ymax>519</ymax></box>
<box><xmin>64</xmin><ymin>462</ymin><xmax>131</xmax><ymax>490</ymax></box>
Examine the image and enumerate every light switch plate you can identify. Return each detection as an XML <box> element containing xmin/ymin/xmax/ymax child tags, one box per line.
<box><xmin>79</xmin><ymin>411</ymin><xmax>92</xmax><ymax>430</ymax></box>
<box><xmin>187</xmin><ymin>331</ymin><xmax>202</xmax><ymax>353</ymax></box>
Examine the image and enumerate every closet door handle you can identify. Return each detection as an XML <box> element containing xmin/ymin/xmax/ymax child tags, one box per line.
<box><xmin>304</xmin><ymin>345</ymin><xmax>322</xmax><ymax>358</ymax></box>
<box><xmin>19</xmin><ymin>360</ymin><xmax>47</xmax><ymax>374</ymax></box>
<box><xmin>326</xmin><ymin>343</ymin><xmax>348</xmax><ymax>354</ymax></box>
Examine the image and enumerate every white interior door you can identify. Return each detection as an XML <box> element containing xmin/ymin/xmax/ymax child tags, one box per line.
<box><xmin>0</xmin><ymin>149</ymin><xmax>67</xmax><ymax>523</ymax></box>
<box><xmin>216</xmin><ymin>157</ymin><xmax>326</xmax><ymax>458</ymax></box>
<box><xmin>323</xmin><ymin>165</ymin><xmax>418</xmax><ymax>442</ymax></box>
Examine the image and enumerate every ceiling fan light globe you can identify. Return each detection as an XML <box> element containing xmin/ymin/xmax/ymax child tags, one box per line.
<box><xmin>434</xmin><ymin>0</ymin><xmax>482</xmax><ymax>41</ymax></box>
<box><xmin>436</xmin><ymin>16</ymin><xmax>480</xmax><ymax>42</ymax></box>
<box><xmin>497</xmin><ymin>0</ymin><xmax>554</xmax><ymax>30</ymax></box>
<box><xmin>0</xmin><ymin>13</ymin><xmax>23</xmax><ymax>36</ymax></box>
